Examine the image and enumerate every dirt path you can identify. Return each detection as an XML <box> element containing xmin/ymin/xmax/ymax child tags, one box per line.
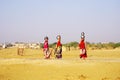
<box><xmin>0</xmin><ymin>58</ymin><xmax>120</xmax><ymax>65</ymax></box>
<box><xmin>0</xmin><ymin>58</ymin><xmax>120</xmax><ymax>80</ymax></box>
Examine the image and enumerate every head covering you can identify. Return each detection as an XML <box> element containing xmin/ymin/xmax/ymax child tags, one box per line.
<box><xmin>56</xmin><ymin>35</ymin><xmax>61</xmax><ymax>40</ymax></box>
<box><xmin>81</xmin><ymin>32</ymin><xmax>85</xmax><ymax>36</ymax></box>
<box><xmin>81</xmin><ymin>32</ymin><xmax>85</xmax><ymax>39</ymax></box>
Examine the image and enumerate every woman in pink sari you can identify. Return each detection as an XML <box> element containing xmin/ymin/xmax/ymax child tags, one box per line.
<box><xmin>43</xmin><ymin>36</ymin><xmax>50</xmax><ymax>59</ymax></box>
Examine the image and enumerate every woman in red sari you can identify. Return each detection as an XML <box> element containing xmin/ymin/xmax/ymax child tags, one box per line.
<box><xmin>79</xmin><ymin>32</ymin><xmax>87</xmax><ymax>59</ymax></box>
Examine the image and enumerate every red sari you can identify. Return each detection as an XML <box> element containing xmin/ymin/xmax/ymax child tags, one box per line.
<box><xmin>57</xmin><ymin>41</ymin><xmax>62</xmax><ymax>47</ymax></box>
<box><xmin>79</xmin><ymin>40</ymin><xmax>87</xmax><ymax>59</ymax></box>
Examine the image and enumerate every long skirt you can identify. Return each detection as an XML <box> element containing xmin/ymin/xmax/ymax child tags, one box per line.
<box><xmin>80</xmin><ymin>49</ymin><xmax>87</xmax><ymax>59</ymax></box>
<box><xmin>54</xmin><ymin>47</ymin><xmax>62</xmax><ymax>59</ymax></box>
<box><xmin>44</xmin><ymin>48</ymin><xmax>51</xmax><ymax>59</ymax></box>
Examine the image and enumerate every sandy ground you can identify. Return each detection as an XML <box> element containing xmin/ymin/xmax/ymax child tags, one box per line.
<box><xmin>0</xmin><ymin>48</ymin><xmax>120</xmax><ymax>80</ymax></box>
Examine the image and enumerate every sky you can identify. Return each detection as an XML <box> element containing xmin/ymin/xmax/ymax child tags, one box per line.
<box><xmin>0</xmin><ymin>0</ymin><xmax>120</xmax><ymax>43</ymax></box>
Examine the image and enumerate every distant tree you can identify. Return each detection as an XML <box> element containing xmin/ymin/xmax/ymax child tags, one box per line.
<box><xmin>96</xmin><ymin>42</ymin><xmax>103</xmax><ymax>49</ymax></box>
<box><xmin>69</xmin><ymin>41</ymin><xmax>79</xmax><ymax>48</ymax></box>
<box><xmin>40</xmin><ymin>43</ymin><xmax>44</xmax><ymax>48</ymax></box>
<box><xmin>49</xmin><ymin>42</ymin><xmax>57</xmax><ymax>48</ymax></box>
<box><xmin>108</xmin><ymin>42</ymin><xmax>116</xmax><ymax>49</ymax></box>
<box><xmin>114</xmin><ymin>42</ymin><xmax>120</xmax><ymax>48</ymax></box>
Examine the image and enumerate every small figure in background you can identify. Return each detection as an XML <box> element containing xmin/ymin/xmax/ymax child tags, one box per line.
<box><xmin>54</xmin><ymin>35</ymin><xmax>62</xmax><ymax>59</ymax></box>
<box><xmin>17</xmin><ymin>46</ymin><xmax>24</xmax><ymax>56</ymax></box>
<box><xmin>79</xmin><ymin>32</ymin><xmax>87</xmax><ymax>59</ymax></box>
<box><xmin>43</xmin><ymin>36</ymin><xmax>51</xmax><ymax>59</ymax></box>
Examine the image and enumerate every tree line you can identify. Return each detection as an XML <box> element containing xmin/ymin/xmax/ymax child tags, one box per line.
<box><xmin>86</xmin><ymin>42</ymin><xmax>120</xmax><ymax>50</ymax></box>
<box><xmin>46</xmin><ymin>42</ymin><xmax>120</xmax><ymax>50</ymax></box>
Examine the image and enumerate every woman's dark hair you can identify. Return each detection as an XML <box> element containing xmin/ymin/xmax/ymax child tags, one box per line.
<box><xmin>44</xmin><ymin>36</ymin><xmax>49</xmax><ymax>40</ymax></box>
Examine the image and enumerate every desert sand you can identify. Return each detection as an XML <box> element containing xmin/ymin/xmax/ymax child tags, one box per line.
<box><xmin>0</xmin><ymin>48</ymin><xmax>120</xmax><ymax>80</ymax></box>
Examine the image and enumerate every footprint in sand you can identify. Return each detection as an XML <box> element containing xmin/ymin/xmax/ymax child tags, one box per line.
<box><xmin>0</xmin><ymin>74</ymin><xmax>10</xmax><ymax>80</ymax></box>
<box><xmin>64</xmin><ymin>75</ymin><xmax>70</xmax><ymax>80</ymax></box>
<box><xmin>101</xmin><ymin>77</ymin><xmax>110</xmax><ymax>80</ymax></box>
<box><xmin>0</xmin><ymin>75</ymin><xmax>4</xmax><ymax>80</ymax></box>
<box><xmin>116</xmin><ymin>77</ymin><xmax>120</xmax><ymax>80</ymax></box>
<box><xmin>78</xmin><ymin>75</ymin><xmax>87</xmax><ymax>80</ymax></box>
<box><xmin>64</xmin><ymin>74</ymin><xmax>76</xmax><ymax>80</ymax></box>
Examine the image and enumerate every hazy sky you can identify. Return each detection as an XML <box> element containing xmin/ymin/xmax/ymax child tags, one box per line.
<box><xmin>0</xmin><ymin>0</ymin><xmax>120</xmax><ymax>43</ymax></box>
